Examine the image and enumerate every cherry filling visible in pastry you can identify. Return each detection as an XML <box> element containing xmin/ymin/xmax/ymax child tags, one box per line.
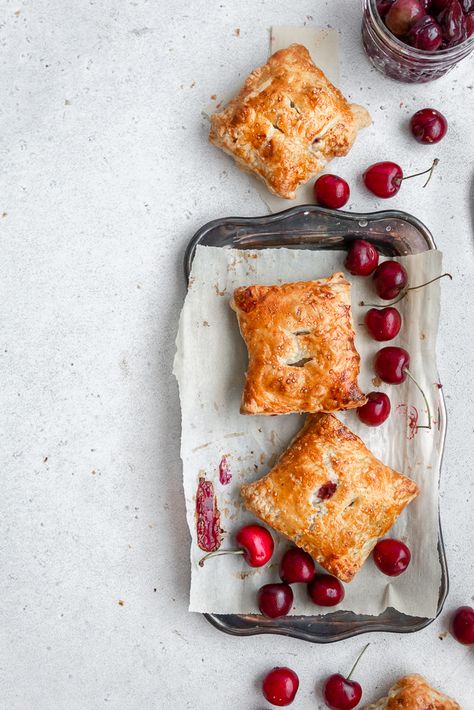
<box><xmin>317</xmin><ymin>481</ymin><xmax>338</xmax><ymax>500</ymax></box>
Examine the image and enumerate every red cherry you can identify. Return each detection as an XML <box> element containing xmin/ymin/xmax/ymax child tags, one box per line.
<box><xmin>323</xmin><ymin>675</ymin><xmax>362</xmax><ymax>710</ymax></box>
<box><xmin>377</xmin><ymin>0</ymin><xmax>395</xmax><ymax>16</ymax></box>
<box><xmin>460</xmin><ymin>0</ymin><xmax>474</xmax><ymax>12</ymax></box>
<box><xmin>439</xmin><ymin>0</ymin><xmax>465</xmax><ymax>43</ymax></box>
<box><xmin>373</xmin><ymin>539</ymin><xmax>411</xmax><ymax>576</ymax></box>
<box><xmin>258</xmin><ymin>583</ymin><xmax>294</xmax><ymax>618</ymax></box>
<box><xmin>411</xmin><ymin>108</ymin><xmax>448</xmax><ymax>144</ymax></box>
<box><xmin>314</xmin><ymin>174</ymin><xmax>350</xmax><ymax>209</ymax></box>
<box><xmin>451</xmin><ymin>606</ymin><xmax>474</xmax><ymax>645</ymax></box>
<box><xmin>421</xmin><ymin>0</ymin><xmax>433</xmax><ymax>8</ymax></box>
<box><xmin>323</xmin><ymin>644</ymin><xmax>370</xmax><ymax>710</ymax></box>
<box><xmin>199</xmin><ymin>523</ymin><xmax>274</xmax><ymax>567</ymax></box>
<box><xmin>262</xmin><ymin>667</ymin><xmax>299</xmax><ymax>706</ymax></box>
<box><xmin>363</xmin><ymin>159</ymin><xmax>438</xmax><ymax>198</ymax></box>
<box><xmin>373</xmin><ymin>261</ymin><xmax>408</xmax><ymax>299</ymax></box>
<box><xmin>385</xmin><ymin>0</ymin><xmax>426</xmax><ymax>35</ymax></box>
<box><xmin>235</xmin><ymin>524</ymin><xmax>274</xmax><ymax>566</ymax></box>
<box><xmin>308</xmin><ymin>574</ymin><xmax>345</xmax><ymax>606</ymax></box>
<box><xmin>364</xmin><ymin>161</ymin><xmax>403</xmax><ymax>198</ymax></box>
<box><xmin>374</xmin><ymin>346</ymin><xmax>410</xmax><ymax>384</ymax></box>
<box><xmin>344</xmin><ymin>240</ymin><xmax>379</xmax><ymax>276</ymax></box>
<box><xmin>365</xmin><ymin>307</ymin><xmax>402</xmax><ymax>341</ymax></box>
<box><xmin>407</xmin><ymin>15</ymin><xmax>443</xmax><ymax>49</ymax></box>
<box><xmin>280</xmin><ymin>548</ymin><xmax>316</xmax><ymax>584</ymax></box>
<box><xmin>466</xmin><ymin>11</ymin><xmax>474</xmax><ymax>35</ymax></box>
<box><xmin>432</xmin><ymin>0</ymin><xmax>450</xmax><ymax>10</ymax></box>
<box><xmin>357</xmin><ymin>391</ymin><xmax>391</xmax><ymax>426</ymax></box>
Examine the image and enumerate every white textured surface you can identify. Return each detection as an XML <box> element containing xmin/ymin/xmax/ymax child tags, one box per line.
<box><xmin>1</xmin><ymin>1</ymin><xmax>473</xmax><ymax>709</ymax></box>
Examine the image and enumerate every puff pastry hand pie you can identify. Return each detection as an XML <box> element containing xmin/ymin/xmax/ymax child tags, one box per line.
<box><xmin>209</xmin><ymin>44</ymin><xmax>371</xmax><ymax>199</ymax></box>
<box><xmin>231</xmin><ymin>273</ymin><xmax>366</xmax><ymax>415</ymax></box>
<box><xmin>241</xmin><ymin>414</ymin><xmax>419</xmax><ymax>582</ymax></box>
<box><xmin>363</xmin><ymin>674</ymin><xmax>461</xmax><ymax>709</ymax></box>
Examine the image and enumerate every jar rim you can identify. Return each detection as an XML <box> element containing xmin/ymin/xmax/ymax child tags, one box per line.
<box><xmin>365</xmin><ymin>0</ymin><xmax>474</xmax><ymax>62</ymax></box>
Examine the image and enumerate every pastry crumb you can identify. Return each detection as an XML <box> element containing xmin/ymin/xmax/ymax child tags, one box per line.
<box><xmin>372</xmin><ymin>376</ymin><xmax>382</xmax><ymax>387</ymax></box>
<box><xmin>118</xmin><ymin>600</ymin><xmax>124</xmax><ymax>606</ymax></box>
<box><xmin>233</xmin><ymin>27</ymin><xmax>240</xmax><ymax>36</ymax></box>
<box><xmin>210</xmin><ymin>94</ymin><xmax>217</xmax><ymax>100</ymax></box>
<box><xmin>438</xmin><ymin>631</ymin><xmax>448</xmax><ymax>640</ymax></box>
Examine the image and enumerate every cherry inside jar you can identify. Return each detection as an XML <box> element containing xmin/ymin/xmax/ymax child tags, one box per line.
<box><xmin>362</xmin><ymin>0</ymin><xmax>474</xmax><ymax>82</ymax></box>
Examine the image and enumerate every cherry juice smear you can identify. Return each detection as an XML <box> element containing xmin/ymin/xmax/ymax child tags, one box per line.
<box><xmin>397</xmin><ymin>403</ymin><xmax>419</xmax><ymax>439</ymax></box>
<box><xmin>218</xmin><ymin>455</ymin><xmax>232</xmax><ymax>485</ymax></box>
<box><xmin>196</xmin><ymin>477</ymin><xmax>221</xmax><ymax>552</ymax></box>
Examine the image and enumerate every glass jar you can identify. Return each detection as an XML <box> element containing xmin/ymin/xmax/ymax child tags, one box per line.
<box><xmin>362</xmin><ymin>0</ymin><xmax>474</xmax><ymax>83</ymax></box>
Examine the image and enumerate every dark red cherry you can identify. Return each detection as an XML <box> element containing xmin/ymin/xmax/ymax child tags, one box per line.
<box><xmin>357</xmin><ymin>392</ymin><xmax>391</xmax><ymax>426</ymax></box>
<box><xmin>421</xmin><ymin>0</ymin><xmax>433</xmax><ymax>8</ymax></box>
<box><xmin>344</xmin><ymin>240</ymin><xmax>379</xmax><ymax>276</ymax></box>
<box><xmin>374</xmin><ymin>346</ymin><xmax>410</xmax><ymax>384</ymax></box>
<box><xmin>439</xmin><ymin>0</ymin><xmax>465</xmax><ymax>43</ymax></box>
<box><xmin>365</xmin><ymin>307</ymin><xmax>402</xmax><ymax>341</ymax></box>
<box><xmin>364</xmin><ymin>161</ymin><xmax>403</xmax><ymax>198</ymax></box>
<box><xmin>280</xmin><ymin>548</ymin><xmax>316</xmax><ymax>584</ymax></box>
<box><xmin>377</xmin><ymin>0</ymin><xmax>395</xmax><ymax>16</ymax></box>
<box><xmin>314</xmin><ymin>174</ymin><xmax>350</xmax><ymax>209</ymax></box>
<box><xmin>407</xmin><ymin>15</ymin><xmax>443</xmax><ymax>49</ymax></box>
<box><xmin>308</xmin><ymin>574</ymin><xmax>345</xmax><ymax>606</ymax></box>
<box><xmin>385</xmin><ymin>0</ymin><xmax>426</xmax><ymax>35</ymax></box>
<box><xmin>262</xmin><ymin>667</ymin><xmax>300</xmax><ymax>706</ymax></box>
<box><xmin>258</xmin><ymin>583</ymin><xmax>294</xmax><ymax>618</ymax></box>
<box><xmin>451</xmin><ymin>606</ymin><xmax>474</xmax><ymax>645</ymax></box>
<box><xmin>373</xmin><ymin>261</ymin><xmax>408</xmax><ymax>299</ymax></box>
<box><xmin>373</xmin><ymin>539</ymin><xmax>411</xmax><ymax>576</ymax></box>
<box><xmin>465</xmin><ymin>11</ymin><xmax>474</xmax><ymax>35</ymax></box>
<box><xmin>323</xmin><ymin>675</ymin><xmax>362</xmax><ymax>710</ymax></box>
<box><xmin>432</xmin><ymin>0</ymin><xmax>450</xmax><ymax>10</ymax></box>
<box><xmin>411</xmin><ymin>108</ymin><xmax>448</xmax><ymax>143</ymax></box>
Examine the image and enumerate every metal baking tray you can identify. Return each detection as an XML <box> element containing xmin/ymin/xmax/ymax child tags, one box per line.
<box><xmin>184</xmin><ymin>204</ymin><xmax>449</xmax><ymax>643</ymax></box>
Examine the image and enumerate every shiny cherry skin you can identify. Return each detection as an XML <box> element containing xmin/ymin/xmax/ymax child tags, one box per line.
<box><xmin>280</xmin><ymin>548</ymin><xmax>316</xmax><ymax>584</ymax></box>
<box><xmin>235</xmin><ymin>525</ymin><xmax>275</xmax><ymax>567</ymax></box>
<box><xmin>373</xmin><ymin>539</ymin><xmax>411</xmax><ymax>576</ymax></box>
<box><xmin>432</xmin><ymin>0</ymin><xmax>450</xmax><ymax>10</ymax></box>
<box><xmin>385</xmin><ymin>0</ymin><xmax>426</xmax><ymax>35</ymax></box>
<box><xmin>373</xmin><ymin>260</ymin><xmax>408</xmax><ymax>299</ymax></box>
<box><xmin>374</xmin><ymin>346</ymin><xmax>410</xmax><ymax>384</ymax></box>
<box><xmin>258</xmin><ymin>583</ymin><xmax>293</xmax><ymax>618</ymax></box>
<box><xmin>365</xmin><ymin>307</ymin><xmax>402</xmax><ymax>341</ymax></box>
<box><xmin>451</xmin><ymin>606</ymin><xmax>474</xmax><ymax>645</ymax></box>
<box><xmin>344</xmin><ymin>240</ymin><xmax>379</xmax><ymax>276</ymax></box>
<box><xmin>235</xmin><ymin>524</ymin><xmax>274</xmax><ymax>567</ymax></box>
<box><xmin>411</xmin><ymin>108</ymin><xmax>448</xmax><ymax>144</ymax></box>
<box><xmin>262</xmin><ymin>667</ymin><xmax>300</xmax><ymax>706</ymax></box>
<box><xmin>439</xmin><ymin>0</ymin><xmax>465</xmax><ymax>44</ymax></box>
<box><xmin>314</xmin><ymin>174</ymin><xmax>350</xmax><ymax>209</ymax></box>
<box><xmin>308</xmin><ymin>574</ymin><xmax>345</xmax><ymax>607</ymax></box>
<box><xmin>323</xmin><ymin>674</ymin><xmax>362</xmax><ymax>710</ymax></box>
<box><xmin>408</xmin><ymin>15</ymin><xmax>443</xmax><ymax>49</ymax></box>
<box><xmin>363</xmin><ymin>162</ymin><xmax>403</xmax><ymax>198</ymax></box>
<box><xmin>461</xmin><ymin>0</ymin><xmax>474</xmax><ymax>12</ymax></box>
<box><xmin>357</xmin><ymin>392</ymin><xmax>391</xmax><ymax>426</ymax></box>
<box><xmin>466</xmin><ymin>12</ymin><xmax>474</xmax><ymax>36</ymax></box>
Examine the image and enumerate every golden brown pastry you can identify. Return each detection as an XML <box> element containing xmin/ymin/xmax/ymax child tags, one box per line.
<box><xmin>209</xmin><ymin>44</ymin><xmax>371</xmax><ymax>199</ymax></box>
<box><xmin>363</xmin><ymin>674</ymin><xmax>461</xmax><ymax>709</ymax></box>
<box><xmin>231</xmin><ymin>273</ymin><xmax>366</xmax><ymax>415</ymax></box>
<box><xmin>241</xmin><ymin>414</ymin><xmax>419</xmax><ymax>582</ymax></box>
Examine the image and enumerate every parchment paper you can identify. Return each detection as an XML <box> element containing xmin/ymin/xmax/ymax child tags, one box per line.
<box><xmin>173</xmin><ymin>246</ymin><xmax>443</xmax><ymax>617</ymax></box>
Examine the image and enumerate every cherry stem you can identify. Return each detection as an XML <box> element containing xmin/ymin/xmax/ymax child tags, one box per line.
<box><xmin>399</xmin><ymin>158</ymin><xmax>439</xmax><ymax>188</ymax></box>
<box><xmin>404</xmin><ymin>368</ymin><xmax>432</xmax><ymax>431</ymax></box>
<box><xmin>347</xmin><ymin>643</ymin><xmax>370</xmax><ymax>681</ymax></box>
<box><xmin>360</xmin><ymin>273</ymin><xmax>452</xmax><ymax>308</ymax></box>
<box><xmin>198</xmin><ymin>549</ymin><xmax>244</xmax><ymax>567</ymax></box>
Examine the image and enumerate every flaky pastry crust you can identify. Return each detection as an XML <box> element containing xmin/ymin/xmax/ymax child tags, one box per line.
<box><xmin>363</xmin><ymin>674</ymin><xmax>461</xmax><ymax>709</ymax></box>
<box><xmin>231</xmin><ymin>273</ymin><xmax>366</xmax><ymax>415</ymax></box>
<box><xmin>209</xmin><ymin>44</ymin><xmax>371</xmax><ymax>198</ymax></box>
<box><xmin>241</xmin><ymin>414</ymin><xmax>419</xmax><ymax>582</ymax></box>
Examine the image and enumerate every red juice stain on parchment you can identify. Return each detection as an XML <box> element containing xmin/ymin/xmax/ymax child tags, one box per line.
<box><xmin>397</xmin><ymin>404</ymin><xmax>419</xmax><ymax>440</ymax></box>
<box><xmin>195</xmin><ymin>477</ymin><xmax>221</xmax><ymax>552</ymax></box>
<box><xmin>218</xmin><ymin>455</ymin><xmax>232</xmax><ymax>485</ymax></box>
